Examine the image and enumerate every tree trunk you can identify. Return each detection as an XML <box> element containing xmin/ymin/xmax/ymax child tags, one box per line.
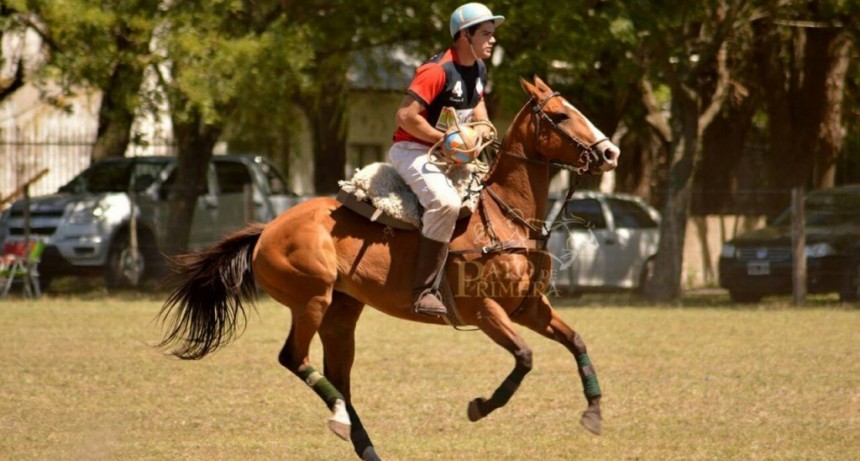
<box><xmin>163</xmin><ymin>110</ymin><xmax>221</xmax><ymax>256</ymax></box>
<box><xmin>810</xmin><ymin>30</ymin><xmax>852</xmax><ymax>188</ymax></box>
<box><xmin>91</xmin><ymin>24</ymin><xmax>151</xmax><ymax>162</ymax></box>
<box><xmin>756</xmin><ymin>21</ymin><xmax>853</xmax><ymax>203</ymax></box>
<box><xmin>91</xmin><ymin>61</ymin><xmax>145</xmax><ymax>161</ymax></box>
<box><xmin>303</xmin><ymin>56</ymin><xmax>349</xmax><ymax>195</ymax></box>
<box><xmin>648</xmin><ymin>86</ymin><xmax>701</xmax><ymax>301</ymax></box>
<box><xmin>694</xmin><ymin>90</ymin><xmax>758</xmax><ymax>215</ymax></box>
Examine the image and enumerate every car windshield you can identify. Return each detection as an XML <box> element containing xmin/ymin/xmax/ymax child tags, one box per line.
<box><xmin>60</xmin><ymin>159</ymin><xmax>168</xmax><ymax>194</ymax></box>
<box><xmin>772</xmin><ymin>189</ymin><xmax>860</xmax><ymax>226</ymax></box>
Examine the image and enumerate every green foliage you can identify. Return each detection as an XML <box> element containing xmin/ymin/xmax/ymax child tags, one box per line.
<box><xmin>20</xmin><ymin>0</ymin><xmax>160</xmax><ymax>96</ymax></box>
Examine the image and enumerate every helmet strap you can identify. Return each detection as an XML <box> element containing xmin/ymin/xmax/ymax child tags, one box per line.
<box><xmin>462</xmin><ymin>30</ymin><xmax>481</xmax><ymax>65</ymax></box>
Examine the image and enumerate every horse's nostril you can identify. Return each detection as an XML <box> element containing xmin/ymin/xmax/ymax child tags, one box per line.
<box><xmin>603</xmin><ymin>147</ymin><xmax>619</xmax><ymax>163</ymax></box>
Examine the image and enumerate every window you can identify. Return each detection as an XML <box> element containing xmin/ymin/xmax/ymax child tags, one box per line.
<box><xmin>258</xmin><ymin>160</ymin><xmax>290</xmax><ymax>195</ymax></box>
<box><xmin>563</xmin><ymin>198</ymin><xmax>606</xmax><ymax>230</ymax></box>
<box><xmin>62</xmin><ymin>159</ymin><xmax>168</xmax><ymax>193</ymax></box>
<box><xmin>607</xmin><ymin>198</ymin><xmax>658</xmax><ymax>229</ymax></box>
<box><xmin>214</xmin><ymin>161</ymin><xmax>252</xmax><ymax>194</ymax></box>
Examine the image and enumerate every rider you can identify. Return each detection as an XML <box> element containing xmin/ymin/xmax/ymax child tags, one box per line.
<box><xmin>389</xmin><ymin>2</ymin><xmax>504</xmax><ymax>317</ymax></box>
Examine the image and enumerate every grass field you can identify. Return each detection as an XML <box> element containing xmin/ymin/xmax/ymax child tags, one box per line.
<box><xmin>0</xmin><ymin>292</ymin><xmax>857</xmax><ymax>460</ymax></box>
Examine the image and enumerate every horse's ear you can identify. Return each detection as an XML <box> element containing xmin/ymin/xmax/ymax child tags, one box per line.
<box><xmin>520</xmin><ymin>77</ymin><xmax>537</xmax><ymax>97</ymax></box>
<box><xmin>533</xmin><ymin>76</ymin><xmax>551</xmax><ymax>92</ymax></box>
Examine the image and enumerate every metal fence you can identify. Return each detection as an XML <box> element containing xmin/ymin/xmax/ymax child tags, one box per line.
<box><xmin>1</xmin><ymin>125</ymin><xmax>92</xmax><ymax>200</ymax></box>
<box><xmin>1</xmin><ymin>125</ymin><xmax>176</xmax><ymax>205</ymax></box>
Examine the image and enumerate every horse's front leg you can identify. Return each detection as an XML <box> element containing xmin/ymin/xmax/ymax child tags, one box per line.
<box><xmin>512</xmin><ymin>294</ymin><xmax>602</xmax><ymax>435</ymax></box>
<box><xmin>468</xmin><ymin>297</ymin><xmax>534</xmax><ymax>422</ymax></box>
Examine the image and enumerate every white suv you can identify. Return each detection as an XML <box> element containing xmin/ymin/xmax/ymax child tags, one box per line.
<box><xmin>545</xmin><ymin>191</ymin><xmax>661</xmax><ymax>296</ymax></box>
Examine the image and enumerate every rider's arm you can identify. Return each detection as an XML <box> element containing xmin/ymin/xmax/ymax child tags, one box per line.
<box><xmin>395</xmin><ymin>95</ymin><xmax>445</xmax><ymax>145</ymax></box>
<box><xmin>470</xmin><ymin>99</ymin><xmax>494</xmax><ymax>140</ymax></box>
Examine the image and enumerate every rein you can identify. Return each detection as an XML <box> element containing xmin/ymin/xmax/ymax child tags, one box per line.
<box><xmin>450</xmin><ymin>94</ymin><xmax>596</xmax><ymax>317</ymax></box>
<box><xmin>468</xmin><ymin>92</ymin><xmax>600</xmax><ymax>249</ymax></box>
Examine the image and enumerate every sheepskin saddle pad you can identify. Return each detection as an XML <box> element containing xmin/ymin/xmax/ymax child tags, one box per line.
<box><xmin>337</xmin><ymin>162</ymin><xmax>483</xmax><ymax>230</ymax></box>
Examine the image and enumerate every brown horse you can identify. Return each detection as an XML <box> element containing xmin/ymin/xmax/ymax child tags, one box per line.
<box><xmin>158</xmin><ymin>76</ymin><xmax>620</xmax><ymax>461</ymax></box>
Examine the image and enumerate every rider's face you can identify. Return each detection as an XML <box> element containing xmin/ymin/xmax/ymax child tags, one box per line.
<box><xmin>469</xmin><ymin>22</ymin><xmax>497</xmax><ymax>60</ymax></box>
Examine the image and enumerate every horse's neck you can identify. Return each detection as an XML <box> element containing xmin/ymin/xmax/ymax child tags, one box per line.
<box><xmin>484</xmin><ymin>113</ymin><xmax>549</xmax><ymax>232</ymax></box>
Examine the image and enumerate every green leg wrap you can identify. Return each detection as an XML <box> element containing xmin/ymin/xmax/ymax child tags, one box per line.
<box><xmin>576</xmin><ymin>354</ymin><xmax>602</xmax><ymax>399</ymax></box>
<box><xmin>298</xmin><ymin>366</ymin><xmax>344</xmax><ymax>409</ymax></box>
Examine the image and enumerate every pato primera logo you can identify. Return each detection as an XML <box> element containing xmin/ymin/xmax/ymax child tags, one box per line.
<box><xmin>462</xmin><ymin>208</ymin><xmax>601</xmax><ymax>296</ymax></box>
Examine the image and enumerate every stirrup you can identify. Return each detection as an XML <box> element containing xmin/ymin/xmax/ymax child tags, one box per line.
<box><xmin>413</xmin><ymin>289</ymin><xmax>448</xmax><ymax>317</ymax></box>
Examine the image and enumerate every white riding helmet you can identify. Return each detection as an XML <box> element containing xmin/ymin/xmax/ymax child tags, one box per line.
<box><xmin>449</xmin><ymin>3</ymin><xmax>505</xmax><ymax>38</ymax></box>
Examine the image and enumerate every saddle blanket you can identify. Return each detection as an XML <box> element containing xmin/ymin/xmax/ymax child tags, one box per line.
<box><xmin>337</xmin><ymin>162</ymin><xmax>483</xmax><ymax>229</ymax></box>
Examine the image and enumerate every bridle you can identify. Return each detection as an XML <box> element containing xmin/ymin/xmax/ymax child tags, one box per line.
<box><xmin>479</xmin><ymin>91</ymin><xmax>610</xmax><ymax>239</ymax></box>
<box><xmin>453</xmin><ymin>91</ymin><xmax>609</xmax><ymax>320</ymax></box>
<box><xmin>474</xmin><ymin>91</ymin><xmax>609</xmax><ymax>245</ymax></box>
<box><xmin>502</xmin><ymin>91</ymin><xmax>609</xmax><ymax>175</ymax></box>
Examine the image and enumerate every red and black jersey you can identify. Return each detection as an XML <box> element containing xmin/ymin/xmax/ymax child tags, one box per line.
<box><xmin>393</xmin><ymin>48</ymin><xmax>487</xmax><ymax>145</ymax></box>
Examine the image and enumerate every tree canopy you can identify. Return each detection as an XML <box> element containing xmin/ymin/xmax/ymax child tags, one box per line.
<box><xmin>5</xmin><ymin>0</ymin><xmax>859</xmax><ymax>297</ymax></box>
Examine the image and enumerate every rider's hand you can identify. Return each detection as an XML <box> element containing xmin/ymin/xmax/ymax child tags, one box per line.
<box><xmin>473</xmin><ymin>122</ymin><xmax>495</xmax><ymax>142</ymax></box>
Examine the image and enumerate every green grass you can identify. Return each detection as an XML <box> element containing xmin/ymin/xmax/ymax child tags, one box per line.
<box><xmin>0</xmin><ymin>293</ymin><xmax>857</xmax><ymax>460</ymax></box>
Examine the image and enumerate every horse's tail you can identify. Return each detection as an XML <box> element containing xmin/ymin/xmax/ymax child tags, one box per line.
<box><xmin>157</xmin><ymin>222</ymin><xmax>266</xmax><ymax>360</ymax></box>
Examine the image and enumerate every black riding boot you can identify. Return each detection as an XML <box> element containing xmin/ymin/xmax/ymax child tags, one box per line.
<box><xmin>412</xmin><ymin>236</ymin><xmax>449</xmax><ymax>317</ymax></box>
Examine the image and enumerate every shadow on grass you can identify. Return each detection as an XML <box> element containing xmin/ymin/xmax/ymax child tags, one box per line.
<box><xmin>15</xmin><ymin>275</ymin><xmax>858</xmax><ymax>311</ymax></box>
<box><xmin>548</xmin><ymin>288</ymin><xmax>854</xmax><ymax>310</ymax></box>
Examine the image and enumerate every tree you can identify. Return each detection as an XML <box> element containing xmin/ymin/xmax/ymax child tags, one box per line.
<box><xmin>0</xmin><ymin>5</ymin><xmax>27</xmax><ymax>103</ymax></box>
<box><xmin>629</xmin><ymin>1</ymin><xmax>750</xmax><ymax>301</ymax></box>
<box><xmin>278</xmin><ymin>1</ymin><xmax>438</xmax><ymax>194</ymax></box>
<box><xmin>754</xmin><ymin>1</ymin><xmax>856</xmax><ymax>199</ymax></box>
<box><xmin>156</xmin><ymin>0</ymin><xmax>309</xmax><ymax>254</ymax></box>
<box><xmin>9</xmin><ymin>0</ymin><xmax>161</xmax><ymax>161</ymax></box>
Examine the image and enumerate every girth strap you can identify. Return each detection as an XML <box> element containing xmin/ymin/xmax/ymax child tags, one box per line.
<box><xmin>449</xmin><ymin>238</ymin><xmax>547</xmax><ymax>256</ymax></box>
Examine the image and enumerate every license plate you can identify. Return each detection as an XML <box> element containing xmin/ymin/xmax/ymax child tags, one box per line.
<box><xmin>747</xmin><ymin>261</ymin><xmax>770</xmax><ymax>276</ymax></box>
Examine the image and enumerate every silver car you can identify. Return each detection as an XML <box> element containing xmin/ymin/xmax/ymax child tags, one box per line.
<box><xmin>0</xmin><ymin>154</ymin><xmax>303</xmax><ymax>290</ymax></box>
<box><xmin>545</xmin><ymin>191</ymin><xmax>661</xmax><ymax>296</ymax></box>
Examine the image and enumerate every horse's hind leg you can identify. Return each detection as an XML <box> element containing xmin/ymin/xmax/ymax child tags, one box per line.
<box><xmin>319</xmin><ymin>292</ymin><xmax>381</xmax><ymax>461</ymax></box>
<box><xmin>276</xmin><ymin>291</ymin><xmax>352</xmax><ymax>441</ymax></box>
<box><xmin>468</xmin><ymin>297</ymin><xmax>534</xmax><ymax>422</ymax></box>
<box><xmin>513</xmin><ymin>294</ymin><xmax>602</xmax><ymax>435</ymax></box>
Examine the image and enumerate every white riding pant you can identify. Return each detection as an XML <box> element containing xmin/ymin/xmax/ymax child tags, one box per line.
<box><xmin>388</xmin><ymin>141</ymin><xmax>460</xmax><ymax>242</ymax></box>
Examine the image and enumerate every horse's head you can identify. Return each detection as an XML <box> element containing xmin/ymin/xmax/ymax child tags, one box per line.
<box><xmin>518</xmin><ymin>76</ymin><xmax>620</xmax><ymax>174</ymax></box>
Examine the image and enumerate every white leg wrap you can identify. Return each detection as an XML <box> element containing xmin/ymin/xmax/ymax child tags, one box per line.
<box><xmin>327</xmin><ymin>398</ymin><xmax>351</xmax><ymax>441</ymax></box>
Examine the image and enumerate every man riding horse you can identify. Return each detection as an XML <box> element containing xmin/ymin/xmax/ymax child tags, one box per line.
<box><xmin>390</xmin><ymin>2</ymin><xmax>504</xmax><ymax>318</ymax></box>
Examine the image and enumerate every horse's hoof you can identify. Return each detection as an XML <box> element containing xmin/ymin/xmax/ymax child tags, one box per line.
<box><xmin>361</xmin><ymin>446</ymin><xmax>382</xmax><ymax>461</ymax></box>
<box><xmin>328</xmin><ymin>418</ymin><xmax>351</xmax><ymax>441</ymax></box>
<box><xmin>580</xmin><ymin>409</ymin><xmax>602</xmax><ymax>435</ymax></box>
<box><xmin>328</xmin><ymin>399</ymin><xmax>351</xmax><ymax>441</ymax></box>
<box><xmin>467</xmin><ymin>398</ymin><xmax>486</xmax><ymax>422</ymax></box>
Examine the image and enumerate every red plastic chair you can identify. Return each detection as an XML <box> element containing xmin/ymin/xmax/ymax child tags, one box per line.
<box><xmin>1</xmin><ymin>240</ymin><xmax>45</xmax><ymax>298</ymax></box>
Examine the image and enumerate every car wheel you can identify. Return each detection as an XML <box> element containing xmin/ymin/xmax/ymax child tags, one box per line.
<box><xmin>104</xmin><ymin>232</ymin><xmax>146</xmax><ymax>289</ymax></box>
<box><xmin>729</xmin><ymin>290</ymin><xmax>763</xmax><ymax>303</ymax></box>
<box><xmin>839</xmin><ymin>258</ymin><xmax>860</xmax><ymax>303</ymax></box>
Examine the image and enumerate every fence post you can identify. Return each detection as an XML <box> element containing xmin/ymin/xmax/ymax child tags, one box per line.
<box><xmin>791</xmin><ymin>187</ymin><xmax>806</xmax><ymax>306</ymax></box>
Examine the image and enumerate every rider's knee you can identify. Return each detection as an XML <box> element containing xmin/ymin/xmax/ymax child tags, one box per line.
<box><xmin>432</xmin><ymin>189</ymin><xmax>461</xmax><ymax>217</ymax></box>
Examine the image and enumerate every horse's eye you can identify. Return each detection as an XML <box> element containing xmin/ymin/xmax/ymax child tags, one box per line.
<box><xmin>548</xmin><ymin>113</ymin><xmax>569</xmax><ymax>124</ymax></box>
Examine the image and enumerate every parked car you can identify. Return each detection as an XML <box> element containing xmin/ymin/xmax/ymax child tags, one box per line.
<box><xmin>0</xmin><ymin>154</ymin><xmax>304</xmax><ymax>290</ymax></box>
<box><xmin>719</xmin><ymin>185</ymin><xmax>860</xmax><ymax>303</ymax></box>
<box><xmin>545</xmin><ymin>191</ymin><xmax>661</xmax><ymax>296</ymax></box>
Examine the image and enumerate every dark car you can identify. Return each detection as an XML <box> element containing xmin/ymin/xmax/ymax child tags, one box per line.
<box><xmin>719</xmin><ymin>185</ymin><xmax>860</xmax><ymax>303</ymax></box>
